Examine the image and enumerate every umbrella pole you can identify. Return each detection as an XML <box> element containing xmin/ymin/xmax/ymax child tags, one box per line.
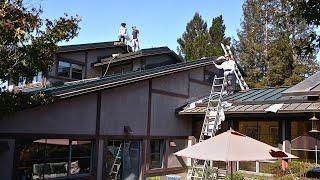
<box><xmin>231</xmin><ymin>161</ymin><xmax>233</xmax><ymax>180</ymax></box>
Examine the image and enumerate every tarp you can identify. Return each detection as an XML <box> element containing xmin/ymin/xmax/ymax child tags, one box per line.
<box><xmin>174</xmin><ymin>129</ymin><xmax>297</xmax><ymax>161</ymax></box>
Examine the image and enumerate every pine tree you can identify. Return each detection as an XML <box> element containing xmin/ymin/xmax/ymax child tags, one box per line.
<box><xmin>177</xmin><ymin>13</ymin><xmax>212</xmax><ymax>61</ymax></box>
<box><xmin>178</xmin><ymin>13</ymin><xmax>231</xmax><ymax>61</ymax></box>
<box><xmin>236</xmin><ymin>0</ymin><xmax>318</xmax><ymax>87</ymax></box>
<box><xmin>209</xmin><ymin>15</ymin><xmax>231</xmax><ymax>55</ymax></box>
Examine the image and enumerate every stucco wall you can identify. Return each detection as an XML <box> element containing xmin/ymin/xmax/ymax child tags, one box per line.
<box><xmin>100</xmin><ymin>81</ymin><xmax>149</xmax><ymax>136</ymax></box>
<box><xmin>0</xmin><ymin>93</ymin><xmax>97</xmax><ymax>134</ymax></box>
<box><xmin>151</xmin><ymin>94</ymin><xmax>191</xmax><ymax>136</ymax></box>
<box><xmin>0</xmin><ymin>139</ymin><xmax>15</xmax><ymax>180</ymax></box>
<box><xmin>189</xmin><ymin>81</ymin><xmax>211</xmax><ymax>99</ymax></box>
<box><xmin>146</xmin><ymin>54</ymin><xmax>177</xmax><ymax>69</ymax></box>
<box><xmin>152</xmin><ymin>71</ymin><xmax>189</xmax><ymax>96</ymax></box>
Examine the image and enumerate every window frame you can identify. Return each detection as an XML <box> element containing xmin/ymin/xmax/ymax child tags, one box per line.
<box><xmin>56</xmin><ymin>58</ymin><xmax>84</xmax><ymax>80</ymax></box>
<box><xmin>14</xmin><ymin>138</ymin><xmax>94</xmax><ymax>179</ymax></box>
<box><xmin>149</xmin><ymin>139</ymin><xmax>165</xmax><ymax>169</ymax></box>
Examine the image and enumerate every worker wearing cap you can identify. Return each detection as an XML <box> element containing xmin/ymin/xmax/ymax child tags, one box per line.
<box><xmin>131</xmin><ymin>26</ymin><xmax>140</xmax><ymax>52</ymax></box>
<box><xmin>213</xmin><ymin>54</ymin><xmax>236</xmax><ymax>94</ymax></box>
<box><xmin>119</xmin><ymin>23</ymin><xmax>127</xmax><ymax>43</ymax></box>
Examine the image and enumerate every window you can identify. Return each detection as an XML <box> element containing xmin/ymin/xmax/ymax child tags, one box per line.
<box><xmin>150</xmin><ymin>140</ymin><xmax>165</xmax><ymax>169</ymax></box>
<box><xmin>15</xmin><ymin>139</ymin><xmax>93</xmax><ymax>179</ymax></box>
<box><xmin>105</xmin><ymin>140</ymin><xmax>141</xmax><ymax>180</ymax></box>
<box><xmin>58</xmin><ymin>60</ymin><xmax>83</xmax><ymax>80</ymax></box>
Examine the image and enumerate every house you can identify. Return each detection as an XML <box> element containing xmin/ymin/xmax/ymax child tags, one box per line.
<box><xmin>179</xmin><ymin>73</ymin><xmax>320</xmax><ymax>174</ymax></box>
<box><xmin>0</xmin><ymin>41</ymin><xmax>223</xmax><ymax>180</ymax></box>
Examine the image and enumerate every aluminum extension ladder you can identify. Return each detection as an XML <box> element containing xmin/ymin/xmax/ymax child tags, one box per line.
<box><xmin>188</xmin><ymin>75</ymin><xmax>226</xmax><ymax>180</ymax></box>
<box><xmin>109</xmin><ymin>143</ymin><xmax>123</xmax><ymax>180</ymax></box>
<box><xmin>188</xmin><ymin>44</ymin><xmax>249</xmax><ymax>180</ymax></box>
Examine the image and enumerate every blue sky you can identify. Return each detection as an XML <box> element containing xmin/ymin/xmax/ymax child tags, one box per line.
<box><xmin>32</xmin><ymin>0</ymin><xmax>245</xmax><ymax>51</ymax></box>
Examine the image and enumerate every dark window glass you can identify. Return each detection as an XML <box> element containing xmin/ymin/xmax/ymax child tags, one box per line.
<box><xmin>15</xmin><ymin>139</ymin><xmax>93</xmax><ymax>179</ymax></box>
<box><xmin>58</xmin><ymin>61</ymin><xmax>71</xmax><ymax>78</ymax></box>
<box><xmin>71</xmin><ymin>141</ymin><xmax>92</xmax><ymax>175</ymax></box>
<box><xmin>58</xmin><ymin>61</ymin><xmax>83</xmax><ymax>80</ymax></box>
<box><xmin>71</xmin><ymin>64</ymin><xmax>83</xmax><ymax>80</ymax></box>
<box><xmin>104</xmin><ymin>140</ymin><xmax>141</xmax><ymax>180</ymax></box>
<box><xmin>150</xmin><ymin>140</ymin><xmax>165</xmax><ymax>169</ymax></box>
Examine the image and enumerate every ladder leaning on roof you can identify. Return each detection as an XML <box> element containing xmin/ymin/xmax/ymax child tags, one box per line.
<box><xmin>187</xmin><ymin>44</ymin><xmax>249</xmax><ymax>180</ymax></box>
<box><xmin>188</xmin><ymin>75</ymin><xmax>226</xmax><ymax>180</ymax></box>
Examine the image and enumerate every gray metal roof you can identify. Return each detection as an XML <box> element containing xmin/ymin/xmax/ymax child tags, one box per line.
<box><xmin>59</xmin><ymin>41</ymin><xmax>126</xmax><ymax>53</ymax></box>
<box><xmin>283</xmin><ymin>71</ymin><xmax>320</xmax><ymax>96</ymax></box>
<box><xmin>179</xmin><ymin>87</ymin><xmax>320</xmax><ymax>115</ymax></box>
<box><xmin>93</xmin><ymin>47</ymin><xmax>182</xmax><ymax>67</ymax></box>
<box><xmin>42</xmin><ymin>57</ymin><xmax>216</xmax><ymax>99</ymax></box>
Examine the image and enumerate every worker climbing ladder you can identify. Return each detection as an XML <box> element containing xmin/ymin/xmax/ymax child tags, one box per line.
<box><xmin>188</xmin><ymin>44</ymin><xmax>249</xmax><ymax>180</ymax></box>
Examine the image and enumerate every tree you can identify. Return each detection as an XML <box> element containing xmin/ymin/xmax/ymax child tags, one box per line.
<box><xmin>209</xmin><ymin>15</ymin><xmax>231</xmax><ymax>56</ymax></box>
<box><xmin>178</xmin><ymin>13</ymin><xmax>231</xmax><ymax>61</ymax></box>
<box><xmin>236</xmin><ymin>0</ymin><xmax>318</xmax><ymax>88</ymax></box>
<box><xmin>177</xmin><ymin>12</ymin><xmax>212</xmax><ymax>61</ymax></box>
<box><xmin>0</xmin><ymin>0</ymin><xmax>80</xmax><ymax>84</ymax></box>
<box><xmin>0</xmin><ymin>0</ymin><xmax>80</xmax><ymax>114</ymax></box>
<box><xmin>291</xmin><ymin>0</ymin><xmax>320</xmax><ymax>55</ymax></box>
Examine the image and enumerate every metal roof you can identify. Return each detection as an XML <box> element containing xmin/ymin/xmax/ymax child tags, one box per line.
<box><xmin>283</xmin><ymin>71</ymin><xmax>320</xmax><ymax>96</ymax></box>
<box><xmin>93</xmin><ymin>47</ymin><xmax>182</xmax><ymax>67</ymax></box>
<box><xmin>179</xmin><ymin>87</ymin><xmax>320</xmax><ymax>115</ymax></box>
<box><xmin>59</xmin><ymin>41</ymin><xmax>126</xmax><ymax>53</ymax></box>
<box><xmin>42</xmin><ymin>57</ymin><xmax>216</xmax><ymax>99</ymax></box>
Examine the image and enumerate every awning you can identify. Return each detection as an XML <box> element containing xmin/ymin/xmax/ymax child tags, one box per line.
<box><xmin>179</xmin><ymin>102</ymin><xmax>320</xmax><ymax>115</ymax></box>
<box><xmin>283</xmin><ymin>72</ymin><xmax>320</xmax><ymax>96</ymax></box>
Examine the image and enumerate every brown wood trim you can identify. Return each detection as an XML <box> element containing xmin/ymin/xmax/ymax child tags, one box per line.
<box><xmin>84</xmin><ymin>51</ymin><xmax>88</xmax><ymax>78</ymax></box>
<box><xmin>12</xmin><ymin>140</ymin><xmax>18</xmax><ymax>180</ymax></box>
<box><xmin>0</xmin><ymin>133</ymin><xmax>190</xmax><ymax>140</ymax></box>
<box><xmin>189</xmin><ymin>78</ymin><xmax>211</xmax><ymax>86</ymax></box>
<box><xmin>93</xmin><ymin>91</ymin><xmax>102</xmax><ymax>178</ymax></box>
<box><xmin>0</xmin><ymin>133</ymin><xmax>96</xmax><ymax>139</ymax></box>
<box><xmin>96</xmin><ymin>92</ymin><xmax>101</xmax><ymax>135</ymax></box>
<box><xmin>146</xmin><ymin>80</ymin><xmax>152</xmax><ymax>171</ymax></box>
<box><xmin>152</xmin><ymin>88</ymin><xmax>189</xmax><ymax>99</ymax></box>
<box><xmin>57</xmin><ymin>55</ymin><xmax>85</xmax><ymax>65</ymax></box>
<box><xmin>145</xmin><ymin>167</ymin><xmax>185</xmax><ymax>176</ymax></box>
<box><xmin>140</xmin><ymin>140</ymin><xmax>147</xmax><ymax>180</ymax></box>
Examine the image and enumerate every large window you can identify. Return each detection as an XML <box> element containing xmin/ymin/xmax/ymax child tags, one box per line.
<box><xmin>57</xmin><ymin>60</ymin><xmax>84</xmax><ymax>80</ymax></box>
<box><xmin>105</xmin><ymin>140</ymin><xmax>141</xmax><ymax>180</ymax></box>
<box><xmin>238</xmin><ymin>121</ymin><xmax>279</xmax><ymax>172</ymax></box>
<box><xmin>149</xmin><ymin>140</ymin><xmax>165</xmax><ymax>169</ymax></box>
<box><xmin>15</xmin><ymin>139</ymin><xmax>93</xmax><ymax>179</ymax></box>
<box><xmin>291</xmin><ymin>120</ymin><xmax>320</xmax><ymax>163</ymax></box>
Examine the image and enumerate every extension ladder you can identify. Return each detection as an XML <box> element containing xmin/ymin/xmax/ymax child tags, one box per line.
<box><xmin>188</xmin><ymin>44</ymin><xmax>249</xmax><ymax>180</ymax></box>
<box><xmin>109</xmin><ymin>143</ymin><xmax>123</xmax><ymax>180</ymax></box>
<box><xmin>188</xmin><ymin>75</ymin><xmax>226</xmax><ymax>180</ymax></box>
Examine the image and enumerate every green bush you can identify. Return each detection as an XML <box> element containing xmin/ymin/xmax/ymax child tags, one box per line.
<box><xmin>225</xmin><ymin>172</ymin><xmax>245</xmax><ymax>180</ymax></box>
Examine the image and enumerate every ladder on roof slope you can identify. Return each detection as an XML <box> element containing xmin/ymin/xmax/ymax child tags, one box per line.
<box><xmin>188</xmin><ymin>44</ymin><xmax>249</xmax><ymax>180</ymax></box>
<box><xmin>222</xmin><ymin>44</ymin><xmax>249</xmax><ymax>91</ymax></box>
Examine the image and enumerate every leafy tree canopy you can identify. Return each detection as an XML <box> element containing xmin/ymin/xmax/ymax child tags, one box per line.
<box><xmin>0</xmin><ymin>0</ymin><xmax>80</xmax><ymax>84</ymax></box>
<box><xmin>0</xmin><ymin>0</ymin><xmax>80</xmax><ymax>114</ymax></box>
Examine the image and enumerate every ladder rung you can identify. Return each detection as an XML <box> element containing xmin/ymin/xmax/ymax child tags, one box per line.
<box><xmin>213</xmin><ymin>84</ymin><xmax>223</xmax><ymax>87</ymax></box>
<box><xmin>214</xmin><ymin>77</ymin><xmax>224</xmax><ymax>80</ymax></box>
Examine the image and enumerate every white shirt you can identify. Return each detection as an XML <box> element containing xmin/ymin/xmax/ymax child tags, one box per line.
<box><xmin>119</xmin><ymin>26</ymin><xmax>127</xmax><ymax>36</ymax></box>
<box><xmin>214</xmin><ymin>60</ymin><xmax>236</xmax><ymax>72</ymax></box>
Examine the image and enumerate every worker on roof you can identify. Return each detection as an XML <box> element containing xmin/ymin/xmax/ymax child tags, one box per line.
<box><xmin>131</xmin><ymin>26</ymin><xmax>140</xmax><ymax>52</ymax></box>
<box><xmin>118</xmin><ymin>23</ymin><xmax>127</xmax><ymax>43</ymax></box>
<box><xmin>213</xmin><ymin>54</ymin><xmax>236</xmax><ymax>95</ymax></box>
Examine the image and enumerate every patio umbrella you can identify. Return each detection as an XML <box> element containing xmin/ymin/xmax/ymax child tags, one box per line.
<box><xmin>174</xmin><ymin>129</ymin><xmax>297</xmax><ymax>179</ymax></box>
